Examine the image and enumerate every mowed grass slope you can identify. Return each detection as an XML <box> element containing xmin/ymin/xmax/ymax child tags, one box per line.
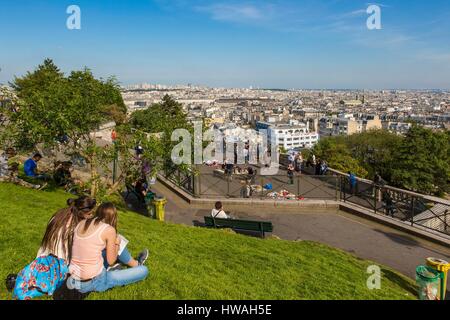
<box><xmin>0</xmin><ymin>183</ymin><xmax>417</xmax><ymax>300</ymax></box>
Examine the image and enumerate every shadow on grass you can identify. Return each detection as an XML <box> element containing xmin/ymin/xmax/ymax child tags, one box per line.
<box><xmin>382</xmin><ymin>268</ymin><xmax>417</xmax><ymax>297</ymax></box>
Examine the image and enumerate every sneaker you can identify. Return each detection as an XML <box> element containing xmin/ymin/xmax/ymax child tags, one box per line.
<box><xmin>137</xmin><ymin>249</ymin><xmax>149</xmax><ymax>266</ymax></box>
<box><xmin>38</xmin><ymin>183</ymin><xmax>48</xmax><ymax>190</ymax></box>
<box><xmin>107</xmin><ymin>263</ymin><xmax>123</xmax><ymax>272</ymax></box>
<box><xmin>5</xmin><ymin>274</ymin><xmax>17</xmax><ymax>292</ymax></box>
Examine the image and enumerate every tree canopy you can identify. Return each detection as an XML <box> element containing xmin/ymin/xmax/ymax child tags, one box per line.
<box><xmin>1</xmin><ymin>59</ymin><xmax>128</xmax><ymax>196</ymax></box>
<box><xmin>130</xmin><ymin>94</ymin><xmax>189</xmax><ymax>134</ymax></box>
<box><xmin>313</xmin><ymin>127</ymin><xmax>450</xmax><ymax>196</ymax></box>
<box><xmin>4</xmin><ymin>59</ymin><xmax>127</xmax><ymax>150</ymax></box>
<box><xmin>130</xmin><ymin>94</ymin><xmax>192</xmax><ymax>171</ymax></box>
<box><xmin>390</xmin><ymin>126</ymin><xmax>450</xmax><ymax>196</ymax></box>
<box><xmin>1</xmin><ymin>59</ymin><xmax>192</xmax><ymax>198</ymax></box>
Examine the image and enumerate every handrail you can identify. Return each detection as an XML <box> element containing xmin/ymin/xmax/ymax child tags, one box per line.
<box><xmin>327</xmin><ymin>168</ymin><xmax>450</xmax><ymax>206</ymax></box>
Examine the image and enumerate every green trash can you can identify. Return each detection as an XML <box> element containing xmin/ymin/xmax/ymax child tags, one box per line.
<box><xmin>416</xmin><ymin>265</ymin><xmax>441</xmax><ymax>300</ymax></box>
<box><xmin>145</xmin><ymin>192</ymin><xmax>156</xmax><ymax>218</ymax></box>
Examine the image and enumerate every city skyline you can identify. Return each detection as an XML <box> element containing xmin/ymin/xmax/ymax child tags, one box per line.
<box><xmin>1</xmin><ymin>0</ymin><xmax>450</xmax><ymax>89</ymax></box>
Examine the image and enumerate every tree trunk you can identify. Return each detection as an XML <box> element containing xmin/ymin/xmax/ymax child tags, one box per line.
<box><xmin>90</xmin><ymin>152</ymin><xmax>98</xmax><ymax>198</ymax></box>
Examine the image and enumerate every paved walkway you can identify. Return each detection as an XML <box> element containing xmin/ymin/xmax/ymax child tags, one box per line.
<box><xmin>147</xmin><ymin>181</ymin><xmax>450</xmax><ymax>293</ymax></box>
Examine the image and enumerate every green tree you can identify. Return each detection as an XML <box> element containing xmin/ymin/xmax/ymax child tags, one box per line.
<box><xmin>130</xmin><ymin>94</ymin><xmax>192</xmax><ymax>172</ymax></box>
<box><xmin>391</xmin><ymin>125</ymin><xmax>450</xmax><ymax>196</ymax></box>
<box><xmin>11</xmin><ymin>58</ymin><xmax>64</xmax><ymax>96</ymax></box>
<box><xmin>313</xmin><ymin>137</ymin><xmax>368</xmax><ymax>177</ymax></box>
<box><xmin>313</xmin><ymin>127</ymin><xmax>449</xmax><ymax>196</ymax></box>
<box><xmin>346</xmin><ymin>130</ymin><xmax>402</xmax><ymax>180</ymax></box>
<box><xmin>130</xmin><ymin>94</ymin><xmax>189</xmax><ymax>133</ymax></box>
<box><xmin>3</xmin><ymin>60</ymin><xmax>129</xmax><ymax>197</ymax></box>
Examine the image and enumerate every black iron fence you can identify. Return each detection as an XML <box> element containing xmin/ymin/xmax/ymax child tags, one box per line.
<box><xmin>331</xmin><ymin>168</ymin><xmax>450</xmax><ymax>237</ymax></box>
<box><xmin>193</xmin><ymin>172</ymin><xmax>340</xmax><ymax>200</ymax></box>
<box><xmin>161</xmin><ymin>166</ymin><xmax>450</xmax><ymax>237</ymax></box>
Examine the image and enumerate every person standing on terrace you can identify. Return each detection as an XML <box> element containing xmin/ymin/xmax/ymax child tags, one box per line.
<box><xmin>348</xmin><ymin>171</ymin><xmax>357</xmax><ymax>195</ymax></box>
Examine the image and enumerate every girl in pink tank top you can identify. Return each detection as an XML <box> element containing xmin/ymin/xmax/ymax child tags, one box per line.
<box><xmin>67</xmin><ymin>203</ymin><xmax>149</xmax><ymax>294</ymax></box>
<box><xmin>69</xmin><ymin>221</ymin><xmax>111</xmax><ymax>280</ymax></box>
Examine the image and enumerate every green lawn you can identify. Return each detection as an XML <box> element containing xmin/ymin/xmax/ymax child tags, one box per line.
<box><xmin>0</xmin><ymin>183</ymin><xmax>417</xmax><ymax>300</ymax></box>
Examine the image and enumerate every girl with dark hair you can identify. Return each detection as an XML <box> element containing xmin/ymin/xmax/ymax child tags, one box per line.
<box><xmin>12</xmin><ymin>196</ymin><xmax>97</xmax><ymax>300</ymax></box>
<box><xmin>38</xmin><ymin>196</ymin><xmax>97</xmax><ymax>261</ymax></box>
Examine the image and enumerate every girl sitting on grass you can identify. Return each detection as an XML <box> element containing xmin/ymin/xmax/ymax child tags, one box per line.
<box><xmin>96</xmin><ymin>203</ymin><xmax>149</xmax><ymax>270</ymax></box>
<box><xmin>10</xmin><ymin>196</ymin><xmax>97</xmax><ymax>300</ymax></box>
<box><xmin>66</xmin><ymin>203</ymin><xmax>149</xmax><ymax>293</ymax></box>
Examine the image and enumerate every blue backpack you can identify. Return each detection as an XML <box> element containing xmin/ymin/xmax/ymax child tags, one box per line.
<box><xmin>13</xmin><ymin>255</ymin><xmax>68</xmax><ymax>300</ymax></box>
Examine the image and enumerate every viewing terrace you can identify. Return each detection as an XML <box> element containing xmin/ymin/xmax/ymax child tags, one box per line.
<box><xmin>153</xmin><ymin>160</ymin><xmax>450</xmax><ymax>286</ymax></box>
<box><xmin>159</xmin><ymin>162</ymin><xmax>450</xmax><ymax>240</ymax></box>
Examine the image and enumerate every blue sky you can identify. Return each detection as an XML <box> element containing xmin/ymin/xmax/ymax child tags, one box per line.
<box><xmin>0</xmin><ymin>0</ymin><xmax>449</xmax><ymax>89</ymax></box>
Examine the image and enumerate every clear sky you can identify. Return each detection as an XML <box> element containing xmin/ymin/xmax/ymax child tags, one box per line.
<box><xmin>0</xmin><ymin>0</ymin><xmax>449</xmax><ymax>89</ymax></box>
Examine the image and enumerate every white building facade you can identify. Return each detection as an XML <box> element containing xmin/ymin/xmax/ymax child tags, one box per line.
<box><xmin>263</xmin><ymin>121</ymin><xmax>319</xmax><ymax>150</ymax></box>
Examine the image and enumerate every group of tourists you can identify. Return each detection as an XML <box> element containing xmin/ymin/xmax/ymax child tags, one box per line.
<box><xmin>286</xmin><ymin>151</ymin><xmax>328</xmax><ymax>184</ymax></box>
<box><xmin>287</xmin><ymin>151</ymin><xmax>304</xmax><ymax>173</ymax></box>
<box><xmin>0</xmin><ymin>149</ymin><xmax>42</xmax><ymax>189</ymax></box>
<box><xmin>6</xmin><ymin>197</ymin><xmax>149</xmax><ymax>300</ymax></box>
<box><xmin>0</xmin><ymin>148</ymin><xmax>84</xmax><ymax>192</ymax></box>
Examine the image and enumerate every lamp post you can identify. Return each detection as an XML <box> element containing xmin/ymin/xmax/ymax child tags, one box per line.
<box><xmin>111</xmin><ymin>130</ymin><xmax>117</xmax><ymax>184</ymax></box>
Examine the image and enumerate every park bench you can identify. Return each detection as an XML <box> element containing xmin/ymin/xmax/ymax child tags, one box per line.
<box><xmin>204</xmin><ymin>216</ymin><xmax>273</xmax><ymax>238</ymax></box>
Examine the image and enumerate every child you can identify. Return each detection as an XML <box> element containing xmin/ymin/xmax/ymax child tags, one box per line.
<box><xmin>96</xmin><ymin>203</ymin><xmax>149</xmax><ymax>270</ymax></box>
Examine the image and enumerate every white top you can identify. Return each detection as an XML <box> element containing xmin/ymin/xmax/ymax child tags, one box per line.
<box><xmin>36</xmin><ymin>215</ymin><xmax>72</xmax><ymax>261</ymax></box>
<box><xmin>211</xmin><ymin>209</ymin><xmax>229</xmax><ymax>219</ymax></box>
<box><xmin>37</xmin><ymin>229</ymin><xmax>70</xmax><ymax>261</ymax></box>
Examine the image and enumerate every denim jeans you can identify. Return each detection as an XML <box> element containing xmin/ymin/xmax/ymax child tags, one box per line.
<box><xmin>67</xmin><ymin>266</ymin><xmax>149</xmax><ymax>293</ymax></box>
<box><xmin>102</xmin><ymin>248</ymin><xmax>132</xmax><ymax>269</ymax></box>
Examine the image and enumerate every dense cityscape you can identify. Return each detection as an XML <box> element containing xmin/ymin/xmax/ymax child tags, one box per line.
<box><xmin>1</xmin><ymin>0</ymin><xmax>450</xmax><ymax>306</ymax></box>
<box><xmin>123</xmin><ymin>85</ymin><xmax>450</xmax><ymax>150</ymax></box>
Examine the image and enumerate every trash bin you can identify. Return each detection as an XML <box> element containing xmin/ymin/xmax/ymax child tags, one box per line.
<box><xmin>426</xmin><ymin>257</ymin><xmax>450</xmax><ymax>300</ymax></box>
<box><xmin>145</xmin><ymin>192</ymin><xmax>156</xmax><ymax>218</ymax></box>
<box><xmin>416</xmin><ymin>265</ymin><xmax>441</xmax><ymax>300</ymax></box>
<box><xmin>153</xmin><ymin>197</ymin><xmax>167</xmax><ymax>222</ymax></box>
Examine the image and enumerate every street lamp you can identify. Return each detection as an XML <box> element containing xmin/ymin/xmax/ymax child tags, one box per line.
<box><xmin>111</xmin><ymin>130</ymin><xmax>118</xmax><ymax>184</ymax></box>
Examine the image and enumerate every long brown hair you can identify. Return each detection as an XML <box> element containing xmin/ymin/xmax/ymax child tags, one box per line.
<box><xmin>83</xmin><ymin>202</ymin><xmax>118</xmax><ymax>232</ymax></box>
<box><xmin>40</xmin><ymin>196</ymin><xmax>97</xmax><ymax>262</ymax></box>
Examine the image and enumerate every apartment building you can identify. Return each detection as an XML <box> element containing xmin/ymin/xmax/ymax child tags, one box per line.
<box><xmin>319</xmin><ymin>115</ymin><xmax>382</xmax><ymax>137</ymax></box>
<box><xmin>257</xmin><ymin>120</ymin><xmax>319</xmax><ymax>150</ymax></box>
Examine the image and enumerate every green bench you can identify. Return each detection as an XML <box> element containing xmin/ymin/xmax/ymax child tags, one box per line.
<box><xmin>204</xmin><ymin>216</ymin><xmax>273</xmax><ymax>238</ymax></box>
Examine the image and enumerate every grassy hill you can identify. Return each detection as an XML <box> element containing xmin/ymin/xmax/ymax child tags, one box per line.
<box><xmin>0</xmin><ymin>183</ymin><xmax>417</xmax><ymax>300</ymax></box>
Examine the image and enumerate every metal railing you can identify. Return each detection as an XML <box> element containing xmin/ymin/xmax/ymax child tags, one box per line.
<box><xmin>161</xmin><ymin>165</ymin><xmax>450</xmax><ymax>237</ymax></box>
<box><xmin>329</xmin><ymin>168</ymin><xmax>450</xmax><ymax>236</ymax></box>
<box><xmin>163</xmin><ymin>166</ymin><xmax>340</xmax><ymax>200</ymax></box>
